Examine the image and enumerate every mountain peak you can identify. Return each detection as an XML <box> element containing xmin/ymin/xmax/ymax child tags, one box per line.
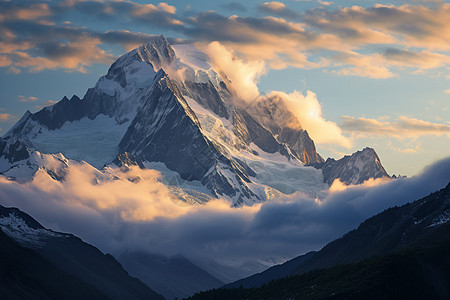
<box><xmin>316</xmin><ymin>147</ymin><xmax>389</xmax><ymax>185</ymax></box>
<box><xmin>138</xmin><ymin>35</ymin><xmax>175</xmax><ymax>70</ymax></box>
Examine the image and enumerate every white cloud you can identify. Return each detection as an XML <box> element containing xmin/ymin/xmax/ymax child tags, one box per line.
<box><xmin>203</xmin><ymin>41</ymin><xmax>266</xmax><ymax>103</ymax></box>
<box><xmin>267</xmin><ymin>90</ymin><xmax>352</xmax><ymax>148</ymax></box>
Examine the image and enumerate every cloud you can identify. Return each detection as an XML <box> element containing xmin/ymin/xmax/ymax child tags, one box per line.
<box><xmin>17</xmin><ymin>95</ymin><xmax>38</xmax><ymax>102</ymax></box>
<box><xmin>0</xmin><ymin>1</ymin><xmax>181</xmax><ymax>72</ymax></box>
<box><xmin>194</xmin><ymin>43</ymin><xmax>350</xmax><ymax>147</ymax></box>
<box><xmin>34</xmin><ymin>100</ymin><xmax>58</xmax><ymax>110</ymax></box>
<box><xmin>257</xmin><ymin>2</ymin><xmax>300</xmax><ymax>20</ymax></box>
<box><xmin>341</xmin><ymin>116</ymin><xmax>450</xmax><ymax>138</ymax></box>
<box><xmin>0</xmin><ymin>15</ymin><xmax>118</xmax><ymax>72</ymax></box>
<box><xmin>185</xmin><ymin>12</ymin><xmax>332</xmax><ymax>70</ymax></box>
<box><xmin>303</xmin><ymin>4</ymin><xmax>450</xmax><ymax>49</ymax></box>
<box><xmin>58</xmin><ymin>0</ymin><xmax>183</xmax><ymax>28</ymax></box>
<box><xmin>318</xmin><ymin>0</ymin><xmax>332</xmax><ymax>6</ymax></box>
<box><xmin>266</xmin><ymin>90</ymin><xmax>352</xmax><ymax>148</ymax></box>
<box><xmin>203</xmin><ymin>41</ymin><xmax>266</xmax><ymax>102</ymax></box>
<box><xmin>382</xmin><ymin>48</ymin><xmax>450</xmax><ymax>69</ymax></box>
<box><xmin>331</xmin><ymin>52</ymin><xmax>394</xmax><ymax>78</ymax></box>
<box><xmin>6</xmin><ymin>38</ymin><xmax>116</xmax><ymax>73</ymax></box>
<box><xmin>0</xmin><ymin>55</ymin><xmax>12</xmax><ymax>67</ymax></box>
<box><xmin>0</xmin><ymin>114</ymin><xmax>12</xmax><ymax>121</ymax></box>
<box><xmin>0</xmin><ymin>2</ymin><xmax>51</xmax><ymax>22</ymax></box>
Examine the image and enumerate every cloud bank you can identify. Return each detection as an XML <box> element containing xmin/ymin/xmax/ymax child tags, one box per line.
<box><xmin>3</xmin><ymin>1</ymin><xmax>450</xmax><ymax>77</ymax></box>
<box><xmin>0</xmin><ymin>156</ymin><xmax>449</xmax><ymax>270</ymax></box>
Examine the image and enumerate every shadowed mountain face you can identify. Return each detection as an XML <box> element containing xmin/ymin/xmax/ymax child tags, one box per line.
<box><xmin>223</xmin><ymin>182</ymin><xmax>450</xmax><ymax>294</ymax></box>
<box><xmin>119</xmin><ymin>251</ymin><xmax>224</xmax><ymax>300</ymax></box>
<box><xmin>0</xmin><ymin>205</ymin><xmax>164</xmax><ymax>300</ymax></box>
<box><xmin>189</xmin><ymin>241</ymin><xmax>450</xmax><ymax>300</ymax></box>
<box><xmin>0</xmin><ymin>229</ymin><xmax>111</xmax><ymax>300</ymax></box>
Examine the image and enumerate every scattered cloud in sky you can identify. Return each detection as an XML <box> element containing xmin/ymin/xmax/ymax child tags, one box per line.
<box><xmin>330</xmin><ymin>52</ymin><xmax>394</xmax><ymax>78</ymax></box>
<box><xmin>0</xmin><ymin>114</ymin><xmax>12</xmax><ymax>121</ymax></box>
<box><xmin>382</xmin><ymin>48</ymin><xmax>450</xmax><ymax>69</ymax></box>
<box><xmin>341</xmin><ymin>116</ymin><xmax>450</xmax><ymax>138</ymax></box>
<box><xmin>17</xmin><ymin>96</ymin><xmax>38</xmax><ymax>102</ymax></box>
<box><xmin>257</xmin><ymin>2</ymin><xmax>300</xmax><ymax>20</ymax></box>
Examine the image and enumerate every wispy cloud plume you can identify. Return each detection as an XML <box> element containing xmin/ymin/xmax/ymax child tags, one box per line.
<box><xmin>266</xmin><ymin>90</ymin><xmax>352</xmax><ymax>148</ymax></box>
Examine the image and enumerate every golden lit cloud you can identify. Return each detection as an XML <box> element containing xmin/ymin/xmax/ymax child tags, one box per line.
<box><xmin>267</xmin><ymin>90</ymin><xmax>352</xmax><ymax>148</ymax></box>
<box><xmin>0</xmin><ymin>114</ymin><xmax>12</xmax><ymax>121</ymax></box>
<box><xmin>331</xmin><ymin>52</ymin><xmax>394</xmax><ymax>78</ymax></box>
<box><xmin>5</xmin><ymin>38</ymin><xmax>116</xmax><ymax>73</ymax></box>
<box><xmin>204</xmin><ymin>41</ymin><xmax>266</xmax><ymax>102</ymax></box>
<box><xmin>341</xmin><ymin>116</ymin><xmax>450</xmax><ymax>138</ymax></box>
<box><xmin>0</xmin><ymin>3</ymin><xmax>51</xmax><ymax>22</ymax></box>
<box><xmin>17</xmin><ymin>96</ymin><xmax>38</xmax><ymax>102</ymax></box>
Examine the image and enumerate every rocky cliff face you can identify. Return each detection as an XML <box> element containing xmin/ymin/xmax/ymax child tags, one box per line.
<box><xmin>249</xmin><ymin>95</ymin><xmax>324</xmax><ymax>165</ymax></box>
<box><xmin>314</xmin><ymin>147</ymin><xmax>389</xmax><ymax>185</ymax></box>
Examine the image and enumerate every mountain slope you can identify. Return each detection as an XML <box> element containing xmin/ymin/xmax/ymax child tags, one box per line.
<box><xmin>0</xmin><ymin>229</ymin><xmax>111</xmax><ymax>300</ymax></box>
<box><xmin>0</xmin><ymin>205</ymin><xmax>164</xmax><ymax>300</ymax></box>
<box><xmin>225</xmin><ymin>251</ymin><xmax>316</xmax><ymax>289</ymax></box>
<box><xmin>188</xmin><ymin>240</ymin><xmax>450</xmax><ymax>300</ymax></box>
<box><xmin>119</xmin><ymin>252</ymin><xmax>224</xmax><ymax>300</ymax></box>
<box><xmin>225</xmin><ymin>181</ymin><xmax>450</xmax><ymax>290</ymax></box>
<box><xmin>293</xmin><ymin>181</ymin><xmax>450</xmax><ymax>274</ymax></box>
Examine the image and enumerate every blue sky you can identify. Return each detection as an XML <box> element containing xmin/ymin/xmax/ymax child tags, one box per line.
<box><xmin>0</xmin><ymin>0</ymin><xmax>449</xmax><ymax>176</ymax></box>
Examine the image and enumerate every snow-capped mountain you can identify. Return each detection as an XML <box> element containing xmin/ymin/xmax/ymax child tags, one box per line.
<box><xmin>0</xmin><ymin>35</ymin><xmax>388</xmax><ymax>205</ymax></box>
<box><xmin>313</xmin><ymin>147</ymin><xmax>389</xmax><ymax>185</ymax></box>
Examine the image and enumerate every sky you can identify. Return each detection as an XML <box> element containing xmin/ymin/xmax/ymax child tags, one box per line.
<box><xmin>0</xmin><ymin>0</ymin><xmax>450</xmax><ymax>176</ymax></box>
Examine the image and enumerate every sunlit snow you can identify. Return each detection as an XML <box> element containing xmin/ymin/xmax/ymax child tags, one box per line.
<box><xmin>31</xmin><ymin>115</ymin><xmax>130</xmax><ymax>168</ymax></box>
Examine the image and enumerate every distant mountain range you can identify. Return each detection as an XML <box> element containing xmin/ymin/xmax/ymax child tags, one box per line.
<box><xmin>0</xmin><ymin>35</ymin><xmax>389</xmax><ymax>206</ymax></box>
<box><xmin>191</xmin><ymin>182</ymin><xmax>450</xmax><ymax>299</ymax></box>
